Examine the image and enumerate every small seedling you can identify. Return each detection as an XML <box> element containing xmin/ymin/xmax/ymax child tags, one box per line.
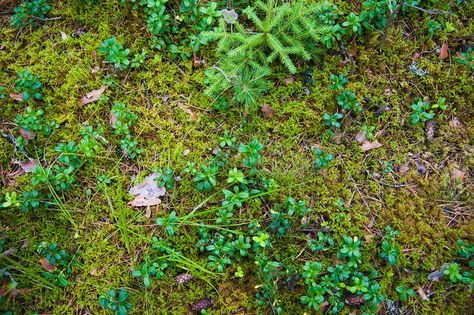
<box><xmin>219</xmin><ymin>130</ymin><xmax>237</xmax><ymax>149</ymax></box>
<box><xmin>253</xmin><ymin>233</ymin><xmax>270</xmax><ymax>248</ymax></box>
<box><xmin>379</xmin><ymin>226</ymin><xmax>400</xmax><ymax>266</ymax></box>
<box><xmin>154</xmin><ymin>168</ymin><xmax>175</xmax><ymax>190</ymax></box>
<box><xmin>227</xmin><ymin>167</ymin><xmax>248</xmax><ymax>185</ymax></box>
<box><xmin>156</xmin><ymin>211</ymin><xmax>179</xmax><ymax>236</ymax></box>
<box><xmin>238</xmin><ymin>139</ymin><xmax>264</xmax><ymax>175</ymax></box>
<box><xmin>312</xmin><ymin>147</ymin><xmax>334</xmax><ymax>169</ymax></box>
<box><xmin>395</xmin><ymin>285</ymin><xmax>415</xmax><ymax>301</ymax></box>
<box><xmin>12</xmin><ymin>0</ymin><xmax>51</xmax><ymax>28</ymax></box>
<box><xmin>336</xmin><ymin>90</ymin><xmax>361</xmax><ymax>113</ymax></box>
<box><xmin>99</xmin><ymin>288</ymin><xmax>133</xmax><ymax>315</ymax></box>
<box><xmin>193</xmin><ymin>164</ymin><xmax>218</xmax><ymax>191</ymax></box>
<box><xmin>15</xmin><ymin>106</ymin><xmax>58</xmax><ymax>136</ymax></box>
<box><xmin>443</xmin><ymin>263</ymin><xmax>463</xmax><ymax>283</ymax></box>
<box><xmin>2</xmin><ymin>192</ymin><xmax>20</xmax><ymax>208</ymax></box>
<box><xmin>362</xmin><ymin>125</ymin><xmax>376</xmax><ymax>141</ymax></box>
<box><xmin>329</xmin><ymin>73</ymin><xmax>347</xmax><ymax>90</ymax></box>
<box><xmin>98</xmin><ymin>37</ymin><xmax>131</xmax><ymax>70</ymax></box>
<box><xmin>338</xmin><ymin>235</ymin><xmax>361</xmax><ymax>262</ymax></box>
<box><xmin>410</xmin><ymin>100</ymin><xmax>434</xmax><ymax>125</ymax></box>
<box><xmin>14</xmin><ymin>70</ymin><xmax>42</xmax><ymax>101</ymax></box>
<box><xmin>343</xmin><ymin>12</ymin><xmax>363</xmax><ymax>35</ymax></box>
<box><xmin>323</xmin><ymin>112</ymin><xmax>344</xmax><ymax>129</ymax></box>
<box><xmin>132</xmin><ymin>257</ymin><xmax>168</xmax><ymax>288</ymax></box>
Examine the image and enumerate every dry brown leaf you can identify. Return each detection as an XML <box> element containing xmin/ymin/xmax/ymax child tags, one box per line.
<box><xmin>128</xmin><ymin>173</ymin><xmax>166</xmax><ymax>207</ymax></box>
<box><xmin>19</xmin><ymin>128</ymin><xmax>36</xmax><ymax>141</ymax></box>
<box><xmin>355</xmin><ymin>130</ymin><xmax>366</xmax><ymax>143</ymax></box>
<box><xmin>412</xmin><ymin>52</ymin><xmax>421</xmax><ymax>61</ymax></box>
<box><xmin>417</xmin><ymin>287</ymin><xmax>429</xmax><ymax>301</ymax></box>
<box><xmin>109</xmin><ymin>112</ymin><xmax>117</xmax><ymax>127</ymax></box>
<box><xmin>439</xmin><ymin>42</ymin><xmax>449</xmax><ymax>60</ymax></box>
<box><xmin>451</xmin><ymin>168</ymin><xmax>465</xmax><ymax>181</ymax></box>
<box><xmin>177</xmin><ymin>102</ymin><xmax>198</xmax><ymax>121</ymax></box>
<box><xmin>348</xmin><ymin>38</ymin><xmax>357</xmax><ymax>57</ymax></box>
<box><xmin>283</xmin><ymin>77</ymin><xmax>294</xmax><ymax>85</ymax></box>
<box><xmin>319</xmin><ymin>301</ymin><xmax>329</xmax><ymax>312</ymax></box>
<box><xmin>39</xmin><ymin>258</ymin><xmax>56</xmax><ymax>272</ymax></box>
<box><xmin>13</xmin><ymin>159</ymin><xmax>38</xmax><ymax>173</ymax></box>
<box><xmin>363</xmin><ymin>231</ymin><xmax>374</xmax><ymax>243</ymax></box>
<box><xmin>129</xmin><ymin>196</ymin><xmax>162</xmax><ymax>207</ymax></box>
<box><xmin>79</xmin><ymin>86</ymin><xmax>106</xmax><ymax>105</ymax></box>
<box><xmin>10</xmin><ymin>93</ymin><xmax>23</xmax><ymax>102</ymax></box>
<box><xmin>399</xmin><ymin>163</ymin><xmax>410</xmax><ymax>174</ymax></box>
<box><xmin>361</xmin><ymin>140</ymin><xmax>382</xmax><ymax>152</ymax></box>
<box><xmin>145</xmin><ymin>206</ymin><xmax>152</xmax><ymax>219</ymax></box>
<box><xmin>261</xmin><ymin>103</ymin><xmax>276</xmax><ymax>117</ymax></box>
<box><xmin>91</xmin><ymin>65</ymin><xmax>100</xmax><ymax>74</ymax></box>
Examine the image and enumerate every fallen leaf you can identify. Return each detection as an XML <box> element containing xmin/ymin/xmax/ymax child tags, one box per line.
<box><xmin>361</xmin><ymin>140</ymin><xmax>382</xmax><ymax>152</ymax></box>
<box><xmin>60</xmin><ymin>31</ymin><xmax>67</xmax><ymax>40</ymax></box>
<box><xmin>261</xmin><ymin>103</ymin><xmax>275</xmax><ymax>117</ymax></box>
<box><xmin>79</xmin><ymin>86</ymin><xmax>106</xmax><ymax>105</ymax></box>
<box><xmin>428</xmin><ymin>264</ymin><xmax>447</xmax><ymax>281</ymax></box>
<box><xmin>348</xmin><ymin>38</ymin><xmax>357</xmax><ymax>57</ymax></box>
<box><xmin>439</xmin><ymin>42</ymin><xmax>449</xmax><ymax>60</ymax></box>
<box><xmin>129</xmin><ymin>194</ymin><xmax>162</xmax><ymax>208</ymax></box>
<box><xmin>177</xmin><ymin>102</ymin><xmax>198</xmax><ymax>121</ymax></box>
<box><xmin>283</xmin><ymin>77</ymin><xmax>294</xmax><ymax>85</ymax></box>
<box><xmin>109</xmin><ymin>112</ymin><xmax>117</xmax><ymax>127</ymax></box>
<box><xmin>399</xmin><ymin>163</ymin><xmax>410</xmax><ymax>174</ymax></box>
<box><xmin>19</xmin><ymin>128</ymin><xmax>36</xmax><ymax>141</ymax></box>
<box><xmin>355</xmin><ymin>130</ymin><xmax>366</xmax><ymax>143</ymax></box>
<box><xmin>363</xmin><ymin>231</ymin><xmax>374</xmax><ymax>243</ymax></box>
<box><xmin>39</xmin><ymin>258</ymin><xmax>56</xmax><ymax>272</ymax></box>
<box><xmin>417</xmin><ymin>287</ymin><xmax>430</xmax><ymax>301</ymax></box>
<box><xmin>91</xmin><ymin>65</ymin><xmax>100</xmax><ymax>74</ymax></box>
<box><xmin>13</xmin><ymin>159</ymin><xmax>38</xmax><ymax>172</ymax></box>
<box><xmin>10</xmin><ymin>93</ymin><xmax>23</xmax><ymax>101</ymax></box>
<box><xmin>367</xmin><ymin>216</ymin><xmax>375</xmax><ymax>228</ymax></box>
<box><xmin>128</xmin><ymin>173</ymin><xmax>166</xmax><ymax>207</ymax></box>
<box><xmin>451</xmin><ymin>168</ymin><xmax>465</xmax><ymax>181</ymax></box>
<box><xmin>412</xmin><ymin>52</ymin><xmax>421</xmax><ymax>61</ymax></box>
<box><xmin>145</xmin><ymin>206</ymin><xmax>152</xmax><ymax>219</ymax></box>
<box><xmin>319</xmin><ymin>301</ymin><xmax>329</xmax><ymax>311</ymax></box>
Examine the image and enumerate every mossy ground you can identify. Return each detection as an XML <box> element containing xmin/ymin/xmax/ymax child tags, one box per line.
<box><xmin>1</xmin><ymin>1</ymin><xmax>473</xmax><ymax>314</ymax></box>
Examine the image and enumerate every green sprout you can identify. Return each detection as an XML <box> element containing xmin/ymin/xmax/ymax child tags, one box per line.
<box><xmin>99</xmin><ymin>288</ymin><xmax>133</xmax><ymax>315</ymax></box>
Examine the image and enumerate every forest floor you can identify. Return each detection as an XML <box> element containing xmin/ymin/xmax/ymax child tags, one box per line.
<box><xmin>0</xmin><ymin>1</ymin><xmax>473</xmax><ymax>314</ymax></box>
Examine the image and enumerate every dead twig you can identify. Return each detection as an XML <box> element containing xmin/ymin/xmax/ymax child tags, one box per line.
<box><xmin>31</xmin><ymin>16</ymin><xmax>62</xmax><ymax>21</ymax></box>
<box><xmin>405</xmin><ymin>4</ymin><xmax>452</xmax><ymax>15</ymax></box>
<box><xmin>377</xmin><ymin>0</ymin><xmax>405</xmax><ymax>50</ymax></box>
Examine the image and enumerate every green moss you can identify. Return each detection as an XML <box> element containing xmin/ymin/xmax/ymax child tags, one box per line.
<box><xmin>1</xmin><ymin>0</ymin><xmax>473</xmax><ymax>314</ymax></box>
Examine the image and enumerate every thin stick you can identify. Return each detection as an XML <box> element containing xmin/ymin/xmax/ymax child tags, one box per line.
<box><xmin>406</xmin><ymin>4</ymin><xmax>452</xmax><ymax>15</ymax></box>
<box><xmin>31</xmin><ymin>16</ymin><xmax>62</xmax><ymax>21</ymax></box>
<box><xmin>377</xmin><ymin>0</ymin><xmax>405</xmax><ymax>50</ymax></box>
